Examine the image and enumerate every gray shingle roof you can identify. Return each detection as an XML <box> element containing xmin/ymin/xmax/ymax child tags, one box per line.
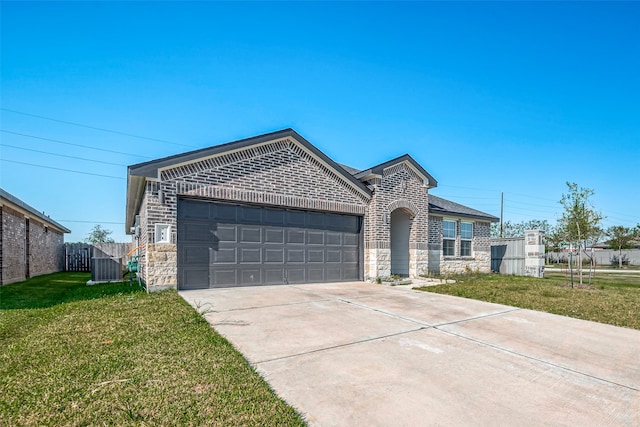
<box><xmin>428</xmin><ymin>194</ymin><xmax>499</xmax><ymax>222</ymax></box>
<box><xmin>337</xmin><ymin>163</ymin><xmax>362</xmax><ymax>175</ymax></box>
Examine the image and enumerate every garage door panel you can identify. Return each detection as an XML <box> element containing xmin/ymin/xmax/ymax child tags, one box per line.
<box><xmin>343</xmin><ymin>215</ymin><xmax>359</xmax><ymax>231</ymax></box>
<box><xmin>182</xmin><ymin>269</ymin><xmax>209</xmax><ymax>289</ymax></box>
<box><xmin>286</xmin><ymin>210</ymin><xmax>306</xmax><ymax>227</ymax></box>
<box><xmin>264</xmin><ymin>268</ymin><xmax>285</xmax><ymax>284</ymax></box>
<box><xmin>240</xmin><ymin>227</ymin><xmax>262</xmax><ymax>243</ymax></box>
<box><xmin>343</xmin><ymin>233</ymin><xmax>359</xmax><ymax>246</ymax></box>
<box><xmin>343</xmin><ymin>249</ymin><xmax>358</xmax><ymax>263</ymax></box>
<box><xmin>308</xmin><ymin>249</ymin><xmax>325</xmax><ymax>263</ymax></box>
<box><xmin>212</xmin><ymin>269</ymin><xmax>237</xmax><ymax>286</ymax></box>
<box><xmin>264</xmin><ymin>248</ymin><xmax>284</xmax><ymax>263</ymax></box>
<box><xmin>239</xmin><ymin>205</ymin><xmax>262</xmax><ymax>223</ymax></box>
<box><xmin>326</xmin><ymin>267</ymin><xmax>342</xmax><ymax>281</ymax></box>
<box><xmin>326</xmin><ymin>232</ymin><xmax>342</xmax><ymax>246</ymax></box>
<box><xmin>213</xmin><ymin>247</ymin><xmax>237</xmax><ymax>264</ymax></box>
<box><xmin>183</xmin><ymin>223</ymin><xmax>213</xmax><ymax>241</ymax></box>
<box><xmin>240</xmin><ymin>269</ymin><xmax>261</xmax><ymax>285</ymax></box>
<box><xmin>179</xmin><ymin>201</ymin><xmax>210</xmax><ymax>219</ymax></box>
<box><xmin>264</xmin><ymin>208</ymin><xmax>286</xmax><ymax>225</ymax></box>
<box><xmin>215</xmin><ymin>204</ymin><xmax>237</xmax><ymax>221</ymax></box>
<box><xmin>287</xmin><ymin>268</ymin><xmax>306</xmax><ymax>283</ymax></box>
<box><xmin>287</xmin><ymin>230</ymin><xmax>305</xmax><ymax>244</ymax></box>
<box><xmin>240</xmin><ymin>248</ymin><xmax>261</xmax><ymax>263</ymax></box>
<box><xmin>216</xmin><ymin>225</ymin><xmax>237</xmax><ymax>242</ymax></box>
<box><xmin>308</xmin><ymin>231</ymin><xmax>324</xmax><ymax>245</ymax></box>
<box><xmin>326</xmin><ymin>250</ymin><xmax>342</xmax><ymax>263</ymax></box>
<box><xmin>342</xmin><ymin>264</ymin><xmax>358</xmax><ymax>280</ymax></box>
<box><xmin>265</xmin><ymin>228</ymin><xmax>284</xmax><ymax>244</ymax></box>
<box><xmin>287</xmin><ymin>248</ymin><xmax>305</xmax><ymax>263</ymax></box>
<box><xmin>308</xmin><ymin>212</ymin><xmax>325</xmax><ymax>228</ymax></box>
<box><xmin>308</xmin><ymin>268</ymin><xmax>325</xmax><ymax>282</ymax></box>
<box><xmin>183</xmin><ymin>246</ymin><xmax>209</xmax><ymax>265</ymax></box>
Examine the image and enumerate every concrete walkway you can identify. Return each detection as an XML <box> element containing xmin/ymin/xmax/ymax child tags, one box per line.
<box><xmin>180</xmin><ymin>282</ymin><xmax>639</xmax><ymax>426</ymax></box>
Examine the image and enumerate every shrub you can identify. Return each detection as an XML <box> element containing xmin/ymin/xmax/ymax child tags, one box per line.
<box><xmin>610</xmin><ymin>254</ymin><xmax>630</xmax><ymax>267</ymax></box>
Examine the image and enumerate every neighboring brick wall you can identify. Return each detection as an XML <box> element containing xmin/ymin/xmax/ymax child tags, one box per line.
<box><xmin>363</xmin><ymin>163</ymin><xmax>429</xmax><ymax>279</ymax></box>
<box><xmin>0</xmin><ymin>205</ymin><xmax>66</xmax><ymax>285</ymax></box>
<box><xmin>1</xmin><ymin>205</ymin><xmax>25</xmax><ymax>285</ymax></box>
<box><xmin>28</xmin><ymin>218</ymin><xmax>65</xmax><ymax>277</ymax></box>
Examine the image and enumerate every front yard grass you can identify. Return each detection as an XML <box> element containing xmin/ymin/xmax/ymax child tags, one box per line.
<box><xmin>0</xmin><ymin>272</ymin><xmax>305</xmax><ymax>426</ymax></box>
<box><xmin>416</xmin><ymin>272</ymin><xmax>640</xmax><ymax>330</ymax></box>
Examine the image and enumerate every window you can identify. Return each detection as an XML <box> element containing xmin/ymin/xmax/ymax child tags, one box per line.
<box><xmin>460</xmin><ymin>222</ymin><xmax>473</xmax><ymax>256</ymax></box>
<box><xmin>155</xmin><ymin>224</ymin><xmax>171</xmax><ymax>244</ymax></box>
<box><xmin>443</xmin><ymin>220</ymin><xmax>456</xmax><ymax>256</ymax></box>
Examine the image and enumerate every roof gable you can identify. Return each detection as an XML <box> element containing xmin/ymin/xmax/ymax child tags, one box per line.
<box><xmin>126</xmin><ymin>129</ymin><xmax>371</xmax><ymax>229</ymax></box>
<box><xmin>354</xmin><ymin>154</ymin><xmax>438</xmax><ymax>188</ymax></box>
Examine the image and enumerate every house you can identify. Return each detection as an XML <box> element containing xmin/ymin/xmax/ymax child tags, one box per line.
<box><xmin>0</xmin><ymin>188</ymin><xmax>70</xmax><ymax>285</ymax></box>
<box><xmin>126</xmin><ymin>129</ymin><xmax>498</xmax><ymax>291</ymax></box>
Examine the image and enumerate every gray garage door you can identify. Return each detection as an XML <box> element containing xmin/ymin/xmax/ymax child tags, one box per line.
<box><xmin>177</xmin><ymin>199</ymin><xmax>362</xmax><ymax>289</ymax></box>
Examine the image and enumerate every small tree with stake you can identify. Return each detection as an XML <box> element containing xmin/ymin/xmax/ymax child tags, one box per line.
<box><xmin>557</xmin><ymin>182</ymin><xmax>604</xmax><ymax>286</ymax></box>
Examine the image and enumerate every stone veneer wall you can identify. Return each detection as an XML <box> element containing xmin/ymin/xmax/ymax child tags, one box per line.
<box><xmin>0</xmin><ymin>204</ymin><xmax>65</xmax><ymax>285</ymax></box>
<box><xmin>138</xmin><ymin>138</ymin><xmax>369</xmax><ymax>291</ymax></box>
<box><xmin>363</xmin><ymin>163</ymin><xmax>429</xmax><ymax>280</ymax></box>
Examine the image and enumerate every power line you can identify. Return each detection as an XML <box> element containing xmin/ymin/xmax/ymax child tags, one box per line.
<box><xmin>1</xmin><ymin>143</ymin><xmax>127</xmax><ymax>167</ymax></box>
<box><xmin>1</xmin><ymin>107</ymin><xmax>198</xmax><ymax>148</ymax></box>
<box><xmin>1</xmin><ymin>129</ymin><xmax>151</xmax><ymax>159</ymax></box>
<box><xmin>1</xmin><ymin>159</ymin><xmax>125</xmax><ymax>180</ymax></box>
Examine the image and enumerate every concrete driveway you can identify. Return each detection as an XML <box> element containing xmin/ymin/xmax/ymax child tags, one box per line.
<box><xmin>180</xmin><ymin>282</ymin><xmax>639</xmax><ymax>426</ymax></box>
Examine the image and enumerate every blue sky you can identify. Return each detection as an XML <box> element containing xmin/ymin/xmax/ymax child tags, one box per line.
<box><xmin>1</xmin><ymin>1</ymin><xmax>638</xmax><ymax>242</ymax></box>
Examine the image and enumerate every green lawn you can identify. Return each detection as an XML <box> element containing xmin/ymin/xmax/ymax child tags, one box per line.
<box><xmin>0</xmin><ymin>273</ymin><xmax>305</xmax><ymax>426</ymax></box>
<box><xmin>416</xmin><ymin>272</ymin><xmax>640</xmax><ymax>330</ymax></box>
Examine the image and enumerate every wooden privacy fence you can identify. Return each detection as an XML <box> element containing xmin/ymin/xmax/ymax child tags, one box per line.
<box><xmin>491</xmin><ymin>237</ymin><xmax>525</xmax><ymax>275</ymax></box>
<box><xmin>65</xmin><ymin>244</ymin><xmax>92</xmax><ymax>272</ymax></box>
<box><xmin>65</xmin><ymin>243</ymin><xmax>132</xmax><ymax>273</ymax></box>
<box><xmin>491</xmin><ymin>230</ymin><xmax>545</xmax><ymax>277</ymax></box>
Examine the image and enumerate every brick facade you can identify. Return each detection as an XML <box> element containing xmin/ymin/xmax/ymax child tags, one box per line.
<box><xmin>0</xmin><ymin>200</ymin><xmax>67</xmax><ymax>286</ymax></box>
<box><xmin>134</xmin><ymin>138</ymin><xmax>369</xmax><ymax>291</ymax></box>
<box><xmin>128</xmin><ymin>130</ymin><xmax>497</xmax><ymax>290</ymax></box>
<box><xmin>362</xmin><ymin>163</ymin><xmax>429</xmax><ymax>279</ymax></box>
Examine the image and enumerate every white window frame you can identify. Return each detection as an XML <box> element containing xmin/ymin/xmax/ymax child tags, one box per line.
<box><xmin>460</xmin><ymin>221</ymin><xmax>473</xmax><ymax>257</ymax></box>
<box><xmin>442</xmin><ymin>219</ymin><xmax>456</xmax><ymax>257</ymax></box>
<box><xmin>155</xmin><ymin>224</ymin><xmax>171</xmax><ymax>244</ymax></box>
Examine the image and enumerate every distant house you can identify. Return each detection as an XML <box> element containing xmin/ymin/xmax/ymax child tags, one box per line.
<box><xmin>0</xmin><ymin>188</ymin><xmax>70</xmax><ymax>285</ymax></box>
<box><xmin>125</xmin><ymin>129</ymin><xmax>498</xmax><ymax>291</ymax></box>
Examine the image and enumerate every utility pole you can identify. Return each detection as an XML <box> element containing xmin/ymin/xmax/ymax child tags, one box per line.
<box><xmin>500</xmin><ymin>192</ymin><xmax>504</xmax><ymax>238</ymax></box>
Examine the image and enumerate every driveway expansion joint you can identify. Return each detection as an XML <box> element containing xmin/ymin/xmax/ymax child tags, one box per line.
<box><xmin>435</xmin><ymin>327</ymin><xmax>640</xmax><ymax>393</ymax></box>
<box><xmin>253</xmin><ymin>326</ymin><xmax>428</xmax><ymax>365</ymax></box>
<box><xmin>431</xmin><ymin>307</ymin><xmax>522</xmax><ymax>328</ymax></box>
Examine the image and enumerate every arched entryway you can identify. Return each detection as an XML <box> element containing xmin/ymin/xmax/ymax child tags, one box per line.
<box><xmin>390</xmin><ymin>209</ymin><xmax>411</xmax><ymax>276</ymax></box>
